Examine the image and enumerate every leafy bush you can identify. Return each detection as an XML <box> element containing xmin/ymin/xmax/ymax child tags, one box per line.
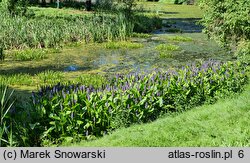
<box><xmin>0</xmin><ymin>0</ymin><xmax>29</xmax><ymax>16</ymax></box>
<box><xmin>235</xmin><ymin>41</ymin><xmax>250</xmax><ymax>64</ymax></box>
<box><xmin>133</xmin><ymin>13</ymin><xmax>162</xmax><ymax>33</ymax></box>
<box><xmin>200</xmin><ymin>0</ymin><xmax>250</xmax><ymax>50</ymax></box>
<box><xmin>31</xmin><ymin>60</ymin><xmax>248</xmax><ymax>145</ymax></box>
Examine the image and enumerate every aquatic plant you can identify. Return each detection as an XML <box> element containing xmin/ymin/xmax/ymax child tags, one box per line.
<box><xmin>31</xmin><ymin>60</ymin><xmax>248</xmax><ymax>144</ymax></box>
<box><xmin>104</xmin><ymin>41</ymin><xmax>143</xmax><ymax>49</ymax></box>
<box><xmin>166</xmin><ymin>35</ymin><xmax>193</xmax><ymax>42</ymax></box>
<box><xmin>36</xmin><ymin>70</ymin><xmax>64</xmax><ymax>86</ymax></box>
<box><xmin>11</xmin><ymin>48</ymin><xmax>49</xmax><ymax>61</ymax></box>
<box><xmin>0</xmin><ymin>84</ymin><xmax>15</xmax><ymax>147</ymax></box>
<box><xmin>0</xmin><ymin>12</ymin><xmax>133</xmax><ymax>50</ymax></box>
<box><xmin>0</xmin><ymin>74</ymin><xmax>33</xmax><ymax>86</ymax></box>
<box><xmin>156</xmin><ymin>44</ymin><xmax>180</xmax><ymax>51</ymax></box>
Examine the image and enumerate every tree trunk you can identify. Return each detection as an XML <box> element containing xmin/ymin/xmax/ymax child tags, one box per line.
<box><xmin>86</xmin><ymin>0</ymin><xmax>91</xmax><ymax>11</ymax></box>
<box><xmin>56</xmin><ymin>0</ymin><xmax>60</xmax><ymax>8</ymax></box>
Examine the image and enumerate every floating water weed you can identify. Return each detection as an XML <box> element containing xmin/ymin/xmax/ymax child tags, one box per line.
<box><xmin>166</xmin><ymin>36</ymin><xmax>193</xmax><ymax>42</ymax></box>
<box><xmin>104</xmin><ymin>41</ymin><xmax>143</xmax><ymax>49</ymax></box>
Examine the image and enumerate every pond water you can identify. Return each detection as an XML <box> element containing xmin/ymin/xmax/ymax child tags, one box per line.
<box><xmin>61</xmin><ymin>19</ymin><xmax>233</xmax><ymax>74</ymax></box>
<box><xmin>67</xmin><ymin>25</ymin><xmax>233</xmax><ymax>74</ymax></box>
<box><xmin>0</xmin><ymin>19</ymin><xmax>234</xmax><ymax>77</ymax></box>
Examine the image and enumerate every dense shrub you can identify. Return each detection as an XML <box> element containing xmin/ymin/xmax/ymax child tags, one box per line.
<box><xmin>30</xmin><ymin>60</ymin><xmax>248</xmax><ymax>145</ymax></box>
<box><xmin>1</xmin><ymin>0</ymin><xmax>29</xmax><ymax>16</ymax></box>
<box><xmin>200</xmin><ymin>0</ymin><xmax>250</xmax><ymax>50</ymax></box>
<box><xmin>235</xmin><ymin>41</ymin><xmax>250</xmax><ymax>64</ymax></box>
<box><xmin>133</xmin><ymin>13</ymin><xmax>162</xmax><ymax>33</ymax></box>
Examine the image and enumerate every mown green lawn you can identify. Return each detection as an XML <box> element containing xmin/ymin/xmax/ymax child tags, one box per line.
<box><xmin>69</xmin><ymin>80</ymin><xmax>250</xmax><ymax>147</ymax></box>
<box><xmin>31</xmin><ymin>2</ymin><xmax>204</xmax><ymax>19</ymax></box>
<box><xmin>30</xmin><ymin>6</ymin><xmax>91</xmax><ymax>17</ymax></box>
<box><xmin>138</xmin><ymin>2</ymin><xmax>203</xmax><ymax>18</ymax></box>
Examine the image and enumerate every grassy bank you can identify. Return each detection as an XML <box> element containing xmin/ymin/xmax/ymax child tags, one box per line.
<box><xmin>138</xmin><ymin>2</ymin><xmax>203</xmax><ymax>18</ymax></box>
<box><xmin>70</xmin><ymin>80</ymin><xmax>250</xmax><ymax>147</ymax></box>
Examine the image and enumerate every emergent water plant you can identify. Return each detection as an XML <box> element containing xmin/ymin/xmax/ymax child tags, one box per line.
<box><xmin>0</xmin><ymin>12</ymin><xmax>134</xmax><ymax>50</ymax></box>
<box><xmin>31</xmin><ymin>60</ymin><xmax>248</xmax><ymax>145</ymax></box>
<box><xmin>0</xmin><ymin>84</ymin><xmax>15</xmax><ymax>147</ymax></box>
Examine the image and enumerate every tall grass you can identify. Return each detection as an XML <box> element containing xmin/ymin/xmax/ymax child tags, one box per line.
<box><xmin>0</xmin><ymin>12</ymin><xmax>133</xmax><ymax>50</ymax></box>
